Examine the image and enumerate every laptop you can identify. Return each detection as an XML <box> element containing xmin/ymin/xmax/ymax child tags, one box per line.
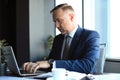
<box><xmin>2</xmin><ymin>46</ymin><xmax>45</xmax><ymax>76</ymax></box>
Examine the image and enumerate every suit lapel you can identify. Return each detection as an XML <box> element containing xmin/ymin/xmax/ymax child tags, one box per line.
<box><xmin>68</xmin><ymin>27</ymin><xmax>84</xmax><ymax>59</ymax></box>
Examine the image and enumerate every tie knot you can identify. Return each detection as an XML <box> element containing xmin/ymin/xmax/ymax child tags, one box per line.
<box><xmin>65</xmin><ymin>34</ymin><xmax>70</xmax><ymax>39</ymax></box>
<box><xmin>64</xmin><ymin>34</ymin><xmax>71</xmax><ymax>46</ymax></box>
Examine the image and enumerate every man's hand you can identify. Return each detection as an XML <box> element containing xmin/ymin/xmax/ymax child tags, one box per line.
<box><xmin>22</xmin><ymin>61</ymin><xmax>50</xmax><ymax>73</ymax></box>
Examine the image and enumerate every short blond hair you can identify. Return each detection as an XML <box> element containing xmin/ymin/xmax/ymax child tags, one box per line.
<box><xmin>50</xmin><ymin>3</ymin><xmax>74</xmax><ymax>13</ymax></box>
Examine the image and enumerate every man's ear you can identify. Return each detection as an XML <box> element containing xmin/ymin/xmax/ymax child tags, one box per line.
<box><xmin>69</xmin><ymin>13</ymin><xmax>75</xmax><ymax>21</ymax></box>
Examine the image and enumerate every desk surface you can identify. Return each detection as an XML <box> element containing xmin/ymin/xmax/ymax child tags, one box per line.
<box><xmin>0</xmin><ymin>71</ymin><xmax>44</xmax><ymax>80</ymax></box>
<box><xmin>93</xmin><ymin>73</ymin><xmax>120</xmax><ymax>80</ymax></box>
<box><xmin>1</xmin><ymin>72</ymin><xmax>120</xmax><ymax>80</ymax></box>
<box><xmin>0</xmin><ymin>76</ymin><xmax>39</xmax><ymax>80</ymax></box>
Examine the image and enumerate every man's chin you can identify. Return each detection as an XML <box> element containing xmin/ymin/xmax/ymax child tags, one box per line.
<box><xmin>61</xmin><ymin>32</ymin><xmax>65</xmax><ymax>35</ymax></box>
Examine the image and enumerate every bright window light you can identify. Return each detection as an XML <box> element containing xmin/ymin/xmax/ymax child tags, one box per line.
<box><xmin>109</xmin><ymin>0</ymin><xmax>120</xmax><ymax>58</ymax></box>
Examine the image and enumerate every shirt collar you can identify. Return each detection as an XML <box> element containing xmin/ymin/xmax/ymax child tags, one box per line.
<box><xmin>68</xmin><ymin>25</ymin><xmax>78</xmax><ymax>38</ymax></box>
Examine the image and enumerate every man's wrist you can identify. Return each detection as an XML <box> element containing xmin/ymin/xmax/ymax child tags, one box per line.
<box><xmin>48</xmin><ymin>59</ymin><xmax>54</xmax><ymax>65</ymax></box>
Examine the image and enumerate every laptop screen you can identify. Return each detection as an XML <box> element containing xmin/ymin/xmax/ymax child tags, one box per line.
<box><xmin>2</xmin><ymin>46</ymin><xmax>21</xmax><ymax>75</ymax></box>
<box><xmin>2</xmin><ymin>46</ymin><xmax>45</xmax><ymax>76</ymax></box>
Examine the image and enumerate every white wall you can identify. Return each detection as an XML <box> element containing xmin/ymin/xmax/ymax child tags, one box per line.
<box><xmin>29</xmin><ymin>0</ymin><xmax>55</xmax><ymax>61</ymax></box>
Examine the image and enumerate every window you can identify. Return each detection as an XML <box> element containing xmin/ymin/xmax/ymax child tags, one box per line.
<box><xmin>84</xmin><ymin>0</ymin><xmax>95</xmax><ymax>30</ymax></box>
<box><xmin>108</xmin><ymin>0</ymin><xmax>120</xmax><ymax>58</ymax></box>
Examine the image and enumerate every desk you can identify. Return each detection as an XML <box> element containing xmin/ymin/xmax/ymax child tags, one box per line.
<box><xmin>92</xmin><ymin>73</ymin><xmax>120</xmax><ymax>80</ymax></box>
<box><xmin>1</xmin><ymin>71</ymin><xmax>120</xmax><ymax>80</ymax></box>
<box><xmin>0</xmin><ymin>76</ymin><xmax>38</xmax><ymax>80</ymax></box>
<box><xmin>0</xmin><ymin>71</ymin><xmax>44</xmax><ymax>80</ymax></box>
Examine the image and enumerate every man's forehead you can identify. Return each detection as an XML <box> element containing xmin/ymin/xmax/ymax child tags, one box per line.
<box><xmin>52</xmin><ymin>9</ymin><xmax>64</xmax><ymax>17</ymax></box>
<box><xmin>53</xmin><ymin>8</ymin><xmax>63</xmax><ymax>14</ymax></box>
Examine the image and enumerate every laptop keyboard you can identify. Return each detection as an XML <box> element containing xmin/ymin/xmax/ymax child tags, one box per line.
<box><xmin>20</xmin><ymin>70</ymin><xmax>31</xmax><ymax>74</ymax></box>
<box><xmin>20</xmin><ymin>69</ymin><xmax>46</xmax><ymax>74</ymax></box>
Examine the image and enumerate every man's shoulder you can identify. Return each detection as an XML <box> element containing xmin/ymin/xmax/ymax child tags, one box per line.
<box><xmin>55</xmin><ymin>34</ymin><xmax>63</xmax><ymax>37</ymax></box>
<box><xmin>83</xmin><ymin>28</ymin><xmax>96</xmax><ymax>32</ymax></box>
<box><xmin>82</xmin><ymin>28</ymin><xmax>99</xmax><ymax>36</ymax></box>
<box><xmin>54</xmin><ymin>34</ymin><xmax>64</xmax><ymax>40</ymax></box>
<box><xmin>77</xmin><ymin>28</ymin><xmax>100</xmax><ymax>41</ymax></box>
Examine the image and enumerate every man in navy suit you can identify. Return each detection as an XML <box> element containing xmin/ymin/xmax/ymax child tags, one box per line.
<box><xmin>23</xmin><ymin>3</ymin><xmax>100</xmax><ymax>74</ymax></box>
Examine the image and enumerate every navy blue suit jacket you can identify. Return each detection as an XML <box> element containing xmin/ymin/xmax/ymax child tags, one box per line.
<box><xmin>49</xmin><ymin>26</ymin><xmax>100</xmax><ymax>74</ymax></box>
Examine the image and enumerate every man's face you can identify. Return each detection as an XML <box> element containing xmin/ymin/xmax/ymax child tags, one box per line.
<box><xmin>52</xmin><ymin>9</ymin><xmax>73</xmax><ymax>34</ymax></box>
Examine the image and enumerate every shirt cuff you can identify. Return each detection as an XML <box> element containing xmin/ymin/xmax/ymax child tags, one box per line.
<box><xmin>52</xmin><ymin>61</ymin><xmax>56</xmax><ymax>69</ymax></box>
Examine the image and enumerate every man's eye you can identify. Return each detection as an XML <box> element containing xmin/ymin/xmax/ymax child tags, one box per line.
<box><xmin>58</xmin><ymin>20</ymin><xmax>62</xmax><ymax>23</ymax></box>
<box><xmin>55</xmin><ymin>20</ymin><xmax>61</xmax><ymax>23</ymax></box>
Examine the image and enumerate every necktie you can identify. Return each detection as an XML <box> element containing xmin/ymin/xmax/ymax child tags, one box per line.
<box><xmin>62</xmin><ymin>35</ymin><xmax>71</xmax><ymax>59</ymax></box>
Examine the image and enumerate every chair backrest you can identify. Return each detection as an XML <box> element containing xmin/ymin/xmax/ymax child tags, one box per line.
<box><xmin>96</xmin><ymin>43</ymin><xmax>106</xmax><ymax>74</ymax></box>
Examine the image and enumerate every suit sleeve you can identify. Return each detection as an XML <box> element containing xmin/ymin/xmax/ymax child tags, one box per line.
<box><xmin>55</xmin><ymin>31</ymin><xmax>100</xmax><ymax>74</ymax></box>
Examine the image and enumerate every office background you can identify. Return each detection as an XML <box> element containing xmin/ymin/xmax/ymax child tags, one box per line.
<box><xmin>0</xmin><ymin>0</ymin><xmax>55</xmax><ymax>66</ymax></box>
<box><xmin>0</xmin><ymin>0</ymin><xmax>120</xmax><ymax>73</ymax></box>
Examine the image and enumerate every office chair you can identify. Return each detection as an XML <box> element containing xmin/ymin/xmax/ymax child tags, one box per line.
<box><xmin>96</xmin><ymin>43</ymin><xmax>106</xmax><ymax>74</ymax></box>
